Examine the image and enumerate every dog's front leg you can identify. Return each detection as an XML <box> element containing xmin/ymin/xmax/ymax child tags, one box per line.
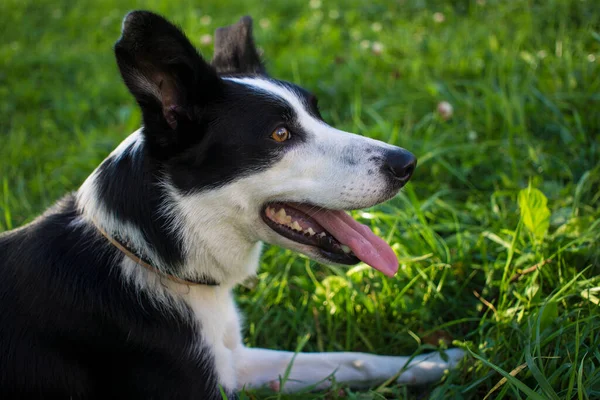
<box><xmin>234</xmin><ymin>347</ymin><xmax>464</xmax><ymax>393</ymax></box>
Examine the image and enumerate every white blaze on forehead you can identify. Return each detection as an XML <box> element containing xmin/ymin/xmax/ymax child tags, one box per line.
<box><xmin>224</xmin><ymin>77</ymin><xmax>326</xmax><ymax>134</ymax></box>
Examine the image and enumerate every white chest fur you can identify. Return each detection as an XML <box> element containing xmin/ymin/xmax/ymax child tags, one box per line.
<box><xmin>180</xmin><ymin>284</ymin><xmax>242</xmax><ymax>391</ymax></box>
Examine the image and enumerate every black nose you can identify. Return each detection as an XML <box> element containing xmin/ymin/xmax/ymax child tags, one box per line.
<box><xmin>384</xmin><ymin>149</ymin><xmax>417</xmax><ymax>182</ymax></box>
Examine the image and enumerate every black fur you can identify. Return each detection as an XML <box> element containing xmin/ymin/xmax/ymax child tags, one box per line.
<box><xmin>114</xmin><ymin>11</ymin><xmax>224</xmax><ymax>155</ymax></box>
<box><xmin>212</xmin><ymin>16</ymin><xmax>266</xmax><ymax>75</ymax></box>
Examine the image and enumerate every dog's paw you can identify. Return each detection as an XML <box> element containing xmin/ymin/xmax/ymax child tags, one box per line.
<box><xmin>397</xmin><ymin>348</ymin><xmax>466</xmax><ymax>385</ymax></box>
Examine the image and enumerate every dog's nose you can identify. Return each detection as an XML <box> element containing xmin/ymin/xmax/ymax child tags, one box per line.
<box><xmin>384</xmin><ymin>149</ymin><xmax>417</xmax><ymax>182</ymax></box>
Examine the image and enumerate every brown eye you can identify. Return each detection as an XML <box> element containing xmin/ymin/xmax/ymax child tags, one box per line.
<box><xmin>271</xmin><ymin>127</ymin><xmax>291</xmax><ymax>142</ymax></box>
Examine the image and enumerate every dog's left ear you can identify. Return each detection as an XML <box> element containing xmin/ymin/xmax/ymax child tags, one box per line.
<box><xmin>211</xmin><ymin>16</ymin><xmax>266</xmax><ymax>75</ymax></box>
<box><xmin>114</xmin><ymin>11</ymin><xmax>222</xmax><ymax>151</ymax></box>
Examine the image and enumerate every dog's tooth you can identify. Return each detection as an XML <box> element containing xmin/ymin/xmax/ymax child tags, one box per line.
<box><xmin>317</xmin><ymin>232</ymin><xmax>326</xmax><ymax>238</ymax></box>
<box><xmin>275</xmin><ymin>208</ymin><xmax>287</xmax><ymax>223</ymax></box>
<box><xmin>285</xmin><ymin>215</ymin><xmax>292</xmax><ymax>224</ymax></box>
<box><xmin>291</xmin><ymin>221</ymin><xmax>302</xmax><ymax>231</ymax></box>
<box><xmin>341</xmin><ymin>245</ymin><xmax>351</xmax><ymax>254</ymax></box>
<box><xmin>305</xmin><ymin>228</ymin><xmax>316</xmax><ymax>236</ymax></box>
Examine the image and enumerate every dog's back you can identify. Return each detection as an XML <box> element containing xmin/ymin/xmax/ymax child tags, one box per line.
<box><xmin>0</xmin><ymin>195</ymin><xmax>223</xmax><ymax>399</ymax></box>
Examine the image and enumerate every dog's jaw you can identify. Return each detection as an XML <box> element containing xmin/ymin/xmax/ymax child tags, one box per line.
<box><xmin>165</xmin><ymin>182</ymin><xmax>265</xmax><ymax>286</ymax></box>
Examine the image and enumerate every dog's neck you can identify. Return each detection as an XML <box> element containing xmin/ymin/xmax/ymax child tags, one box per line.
<box><xmin>76</xmin><ymin>129</ymin><xmax>262</xmax><ymax>288</ymax></box>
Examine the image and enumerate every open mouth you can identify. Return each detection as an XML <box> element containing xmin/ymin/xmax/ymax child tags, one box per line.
<box><xmin>260</xmin><ymin>202</ymin><xmax>399</xmax><ymax>276</ymax></box>
<box><xmin>262</xmin><ymin>203</ymin><xmax>360</xmax><ymax>265</ymax></box>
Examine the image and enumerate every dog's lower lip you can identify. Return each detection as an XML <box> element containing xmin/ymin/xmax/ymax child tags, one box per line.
<box><xmin>261</xmin><ymin>203</ymin><xmax>360</xmax><ymax>265</ymax></box>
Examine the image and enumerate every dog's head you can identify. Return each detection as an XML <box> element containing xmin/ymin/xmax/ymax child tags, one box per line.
<box><xmin>105</xmin><ymin>11</ymin><xmax>415</xmax><ymax>283</ymax></box>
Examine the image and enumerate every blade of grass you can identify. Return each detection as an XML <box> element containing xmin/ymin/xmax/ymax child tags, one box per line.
<box><xmin>463</xmin><ymin>346</ymin><xmax>547</xmax><ymax>400</ymax></box>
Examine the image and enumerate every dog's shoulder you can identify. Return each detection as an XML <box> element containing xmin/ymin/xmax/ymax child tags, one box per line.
<box><xmin>0</xmin><ymin>194</ymin><xmax>227</xmax><ymax>399</ymax></box>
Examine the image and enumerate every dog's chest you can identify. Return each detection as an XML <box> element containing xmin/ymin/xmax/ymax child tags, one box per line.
<box><xmin>181</xmin><ymin>286</ymin><xmax>242</xmax><ymax>391</ymax></box>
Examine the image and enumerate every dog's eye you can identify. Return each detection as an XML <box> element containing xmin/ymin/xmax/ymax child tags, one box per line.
<box><xmin>271</xmin><ymin>127</ymin><xmax>291</xmax><ymax>142</ymax></box>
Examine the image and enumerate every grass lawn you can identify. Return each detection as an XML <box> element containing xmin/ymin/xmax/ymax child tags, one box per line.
<box><xmin>1</xmin><ymin>0</ymin><xmax>599</xmax><ymax>398</ymax></box>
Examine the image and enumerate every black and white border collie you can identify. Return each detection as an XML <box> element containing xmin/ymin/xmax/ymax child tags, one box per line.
<box><xmin>0</xmin><ymin>11</ymin><xmax>464</xmax><ymax>399</ymax></box>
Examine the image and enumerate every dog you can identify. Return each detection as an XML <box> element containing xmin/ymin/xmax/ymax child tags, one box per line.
<box><xmin>0</xmin><ymin>11</ymin><xmax>464</xmax><ymax>399</ymax></box>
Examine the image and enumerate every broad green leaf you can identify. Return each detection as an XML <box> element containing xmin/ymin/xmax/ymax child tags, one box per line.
<box><xmin>518</xmin><ymin>187</ymin><xmax>551</xmax><ymax>243</ymax></box>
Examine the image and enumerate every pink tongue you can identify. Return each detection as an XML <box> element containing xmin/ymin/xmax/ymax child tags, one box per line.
<box><xmin>293</xmin><ymin>205</ymin><xmax>399</xmax><ymax>277</ymax></box>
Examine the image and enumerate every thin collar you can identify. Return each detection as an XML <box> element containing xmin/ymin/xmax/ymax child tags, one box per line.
<box><xmin>92</xmin><ymin>219</ymin><xmax>219</xmax><ymax>286</ymax></box>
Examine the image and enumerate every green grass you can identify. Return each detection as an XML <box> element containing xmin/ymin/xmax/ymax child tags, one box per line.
<box><xmin>1</xmin><ymin>0</ymin><xmax>599</xmax><ymax>398</ymax></box>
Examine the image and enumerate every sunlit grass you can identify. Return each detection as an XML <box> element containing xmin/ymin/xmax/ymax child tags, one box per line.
<box><xmin>1</xmin><ymin>0</ymin><xmax>599</xmax><ymax>398</ymax></box>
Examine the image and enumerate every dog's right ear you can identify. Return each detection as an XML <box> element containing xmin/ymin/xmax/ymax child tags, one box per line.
<box><xmin>211</xmin><ymin>16</ymin><xmax>266</xmax><ymax>75</ymax></box>
<box><xmin>114</xmin><ymin>11</ymin><xmax>222</xmax><ymax>150</ymax></box>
